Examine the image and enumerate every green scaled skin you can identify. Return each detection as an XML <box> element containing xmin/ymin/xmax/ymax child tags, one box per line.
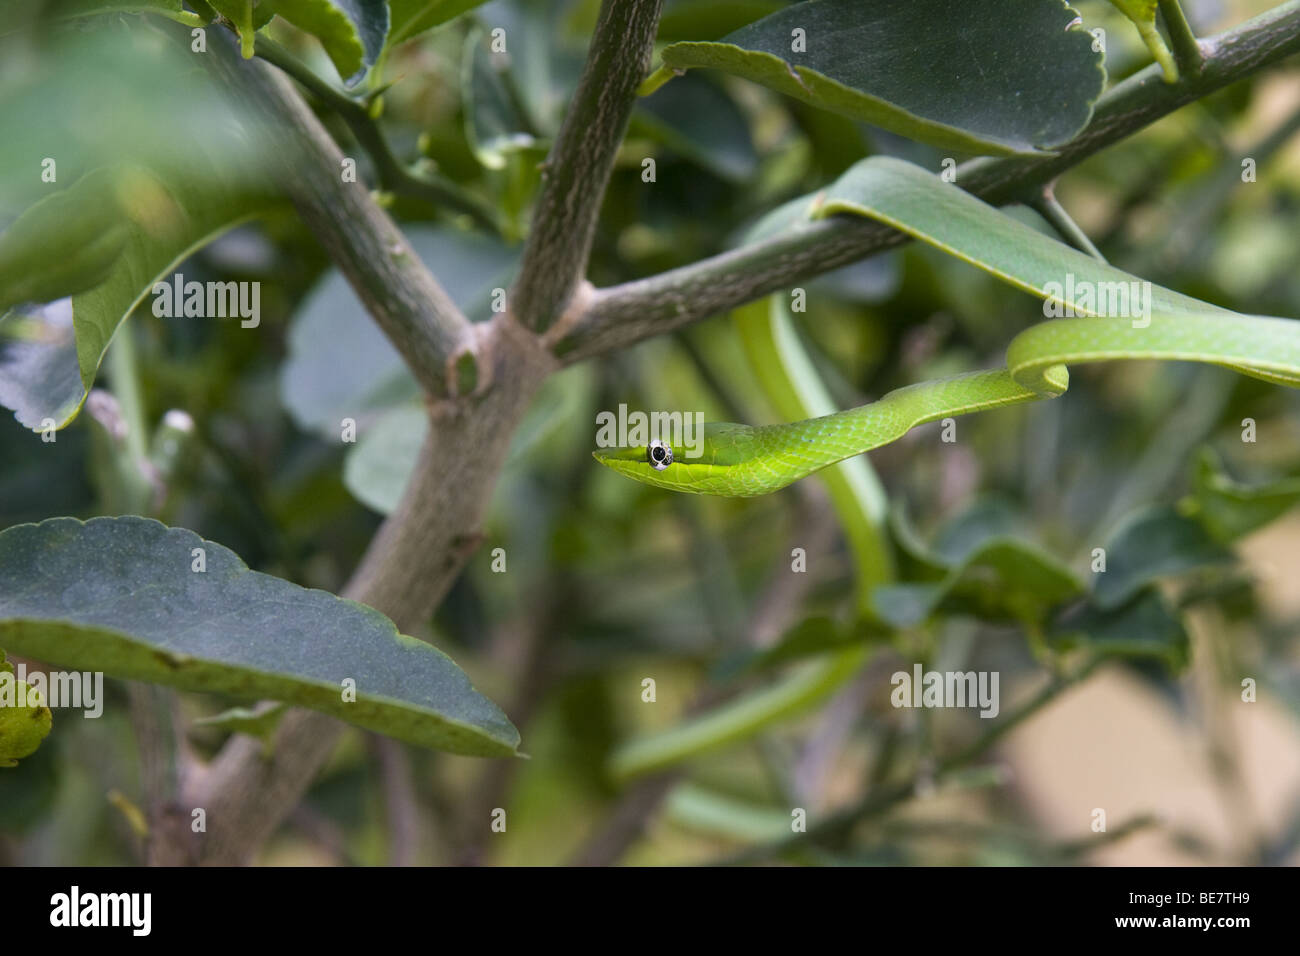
<box><xmin>595</xmin><ymin>314</ymin><xmax>1300</xmax><ymax>498</ymax></box>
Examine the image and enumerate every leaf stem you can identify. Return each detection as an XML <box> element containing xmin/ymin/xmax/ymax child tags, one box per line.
<box><xmin>1159</xmin><ymin>0</ymin><xmax>1206</xmax><ymax>77</ymax></box>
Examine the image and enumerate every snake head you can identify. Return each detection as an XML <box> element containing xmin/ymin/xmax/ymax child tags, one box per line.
<box><xmin>592</xmin><ymin>422</ymin><xmax>786</xmax><ymax>496</ymax></box>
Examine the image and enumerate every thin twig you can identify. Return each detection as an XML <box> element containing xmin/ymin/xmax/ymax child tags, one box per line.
<box><xmin>511</xmin><ymin>0</ymin><xmax>665</xmax><ymax>333</ymax></box>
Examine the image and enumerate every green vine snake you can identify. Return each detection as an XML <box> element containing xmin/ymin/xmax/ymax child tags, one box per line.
<box><xmin>593</xmin><ymin>157</ymin><xmax>1300</xmax><ymax>498</ymax></box>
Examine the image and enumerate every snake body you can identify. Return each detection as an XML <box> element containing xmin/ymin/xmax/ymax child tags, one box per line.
<box><xmin>594</xmin><ymin>312</ymin><xmax>1300</xmax><ymax>497</ymax></box>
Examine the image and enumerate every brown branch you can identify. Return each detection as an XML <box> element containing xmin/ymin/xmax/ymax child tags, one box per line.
<box><xmin>179</xmin><ymin>36</ymin><xmax>561</xmax><ymax>866</ymax></box>
<box><xmin>510</xmin><ymin>0</ymin><xmax>664</xmax><ymax>333</ymax></box>
<box><xmin>208</xmin><ymin>34</ymin><xmax>478</xmax><ymax>399</ymax></box>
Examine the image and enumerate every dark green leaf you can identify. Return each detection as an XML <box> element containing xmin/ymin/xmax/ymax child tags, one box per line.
<box><xmin>264</xmin><ymin>0</ymin><xmax>388</xmax><ymax>82</ymax></box>
<box><xmin>1182</xmin><ymin>448</ymin><xmax>1300</xmax><ymax>543</ymax></box>
<box><xmin>0</xmin><ymin>517</ymin><xmax>520</xmax><ymax>756</ymax></box>
<box><xmin>1094</xmin><ymin>505</ymin><xmax>1235</xmax><ymax>609</ymax></box>
<box><xmin>1050</xmin><ymin>589</ymin><xmax>1190</xmax><ymax>669</ymax></box>
<box><xmin>660</xmin><ymin>0</ymin><xmax>1106</xmax><ymax>156</ymax></box>
<box><xmin>872</xmin><ymin>537</ymin><xmax>1084</xmax><ymax>628</ymax></box>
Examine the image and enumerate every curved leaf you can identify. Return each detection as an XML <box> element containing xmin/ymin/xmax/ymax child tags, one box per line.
<box><xmin>634</xmin><ymin>73</ymin><xmax>758</xmax><ymax>182</ymax></box>
<box><xmin>0</xmin><ymin>517</ymin><xmax>519</xmax><ymax>757</ymax></box>
<box><xmin>747</xmin><ymin>155</ymin><xmax>1229</xmax><ymax>320</ymax></box>
<box><xmin>661</xmin><ymin>0</ymin><xmax>1106</xmax><ymax>157</ymax></box>
<box><xmin>1050</xmin><ymin>588</ymin><xmax>1189</xmax><ymax>668</ymax></box>
<box><xmin>873</xmin><ymin>538</ymin><xmax>1084</xmax><ymax>629</ymax></box>
<box><xmin>263</xmin><ymin>0</ymin><xmax>375</xmax><ymax>81</ymax></box>
<box><xmin>0</xmin><ymin>164</ymin><xmax>269</xmax><ymax>432</ymax></box>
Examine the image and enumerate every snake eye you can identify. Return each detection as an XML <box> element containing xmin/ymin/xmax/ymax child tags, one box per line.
<box><xmin>647</xmin><ymin>439</ymin><xmax>673</xmax><ymax>471</ymax></box>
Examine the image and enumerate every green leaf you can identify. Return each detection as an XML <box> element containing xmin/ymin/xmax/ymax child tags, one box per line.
<box><xmin>263</xmin><ymin>0</ymin><xmax>384</xmax><ymax>82</ymax></box>
<box><xmin>0</xmin><ymin>302</ymin><xmax>83</xmax><ymax>432</ymax></box>
<box><xmin>0</xmin><ymin>650</ymin><xmax>53</xmax><ymax>768</ymax></box>
<box><xmin>733</xmin><ymin>615</ymin><xmax>862</xmax><ymax>673</ymax></box>
<box><xmin>873</xmin><ymin>500</ymin><xmax>1083</xmax><ymax>629</ymax></box>
<box><xmin>747</xmin><ymin>155</ymin><xmax>1231</xmax><ymax>321</ymax></box>
<box><xmin>70</xmin><ymin>165</ymin><xmax>267</xmax><ymax>430</ymax></box>
<box><xmin>0</xmin><ymin>517</ymin><xmax>520</xmax><ymax>757</ymax></box>
<box><xmin>1094</xmin><ymin>505</ymin><xmax>1234</xmax><ymax>609</ymax></box>
<box><xmin>1107</xmin><ymin>0</ymin><xmax>1178</xmax><ymax>82</ymax></box>
<box><xmin>0</xmin><ymin>22</ymin><xmax>273</xmax><ymax>214</ymax></box>
<box><xmin>1050</xmin><ymin>589</ymin><xmax>1190</xmax><ymax>669</ymax></box>
<box><xmin>1</xmin><ymin>163</ymin><xmax>268</xmax><ymax>432</ymax></box>
<box><xmin>657</xmin><ymin>0</ymin><xmax>787</xmax><ymax>43</ymax></box>
<box><xmin>660</xmin><ymin>0</ymin><xmax>1106</xmax><ymax>157</ymax></box>
<box><xmin>343</xmin><ymin>403</ymin><xmax>427</xmax><ymax>513</ymax></box>
<box><xmin>0</xmin><ymin>169</ymin><xmax>128</xmax><ymax>318</ymax></box>
<box><xmin>387</xmin><ymin>0</ymin><xmax>488</xmax><ymax>49</ymax></box>
<box><xmin>665</xmin><ymin>782</ymin><xmax>792</xmax><ymax>842</ymax></box>
<box><xmin>1182</xmin><ymin>448</ymin><xmax>1300</xmax><ymax>543</ymax></box>
<box><xmin>193</xmin><ymin>702</ymin><xmax>288</xmax><ymax>744</ymax></box>
<box><xmin>873</xmin><ymin>537</ymin><xmax>1084</xmax><ymax>629</ymax></box>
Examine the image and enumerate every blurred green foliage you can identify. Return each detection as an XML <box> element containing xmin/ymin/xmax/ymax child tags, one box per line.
<box><xmin>2</xmin><ymin>0</ymin><xmax>1300</xmax><ymax>866</ymax></box>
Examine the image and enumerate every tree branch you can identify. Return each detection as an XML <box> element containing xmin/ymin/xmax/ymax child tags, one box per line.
<box><xmin>209</xmin><ymin>36</ymin><xmax>479</xmax><ymax>399</ymax></box>
<box><xmin>510</xmin><ymin>0</ymin><xmax>664</xmax><ymax>333</ymax></box>
<box><xmin>254</xmin><ymin>37</ymin><xmax>503</xmax><ymax>234</ymax></box>
<box><xmin>554</xmin><ymin>0</ymin><xmax>1300</xmax><ymax>364</ymax></box>
<box><xmin>181</xmin><ymin>35</ymin><xmax>562</xmax><ymax>865</ymax></box>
